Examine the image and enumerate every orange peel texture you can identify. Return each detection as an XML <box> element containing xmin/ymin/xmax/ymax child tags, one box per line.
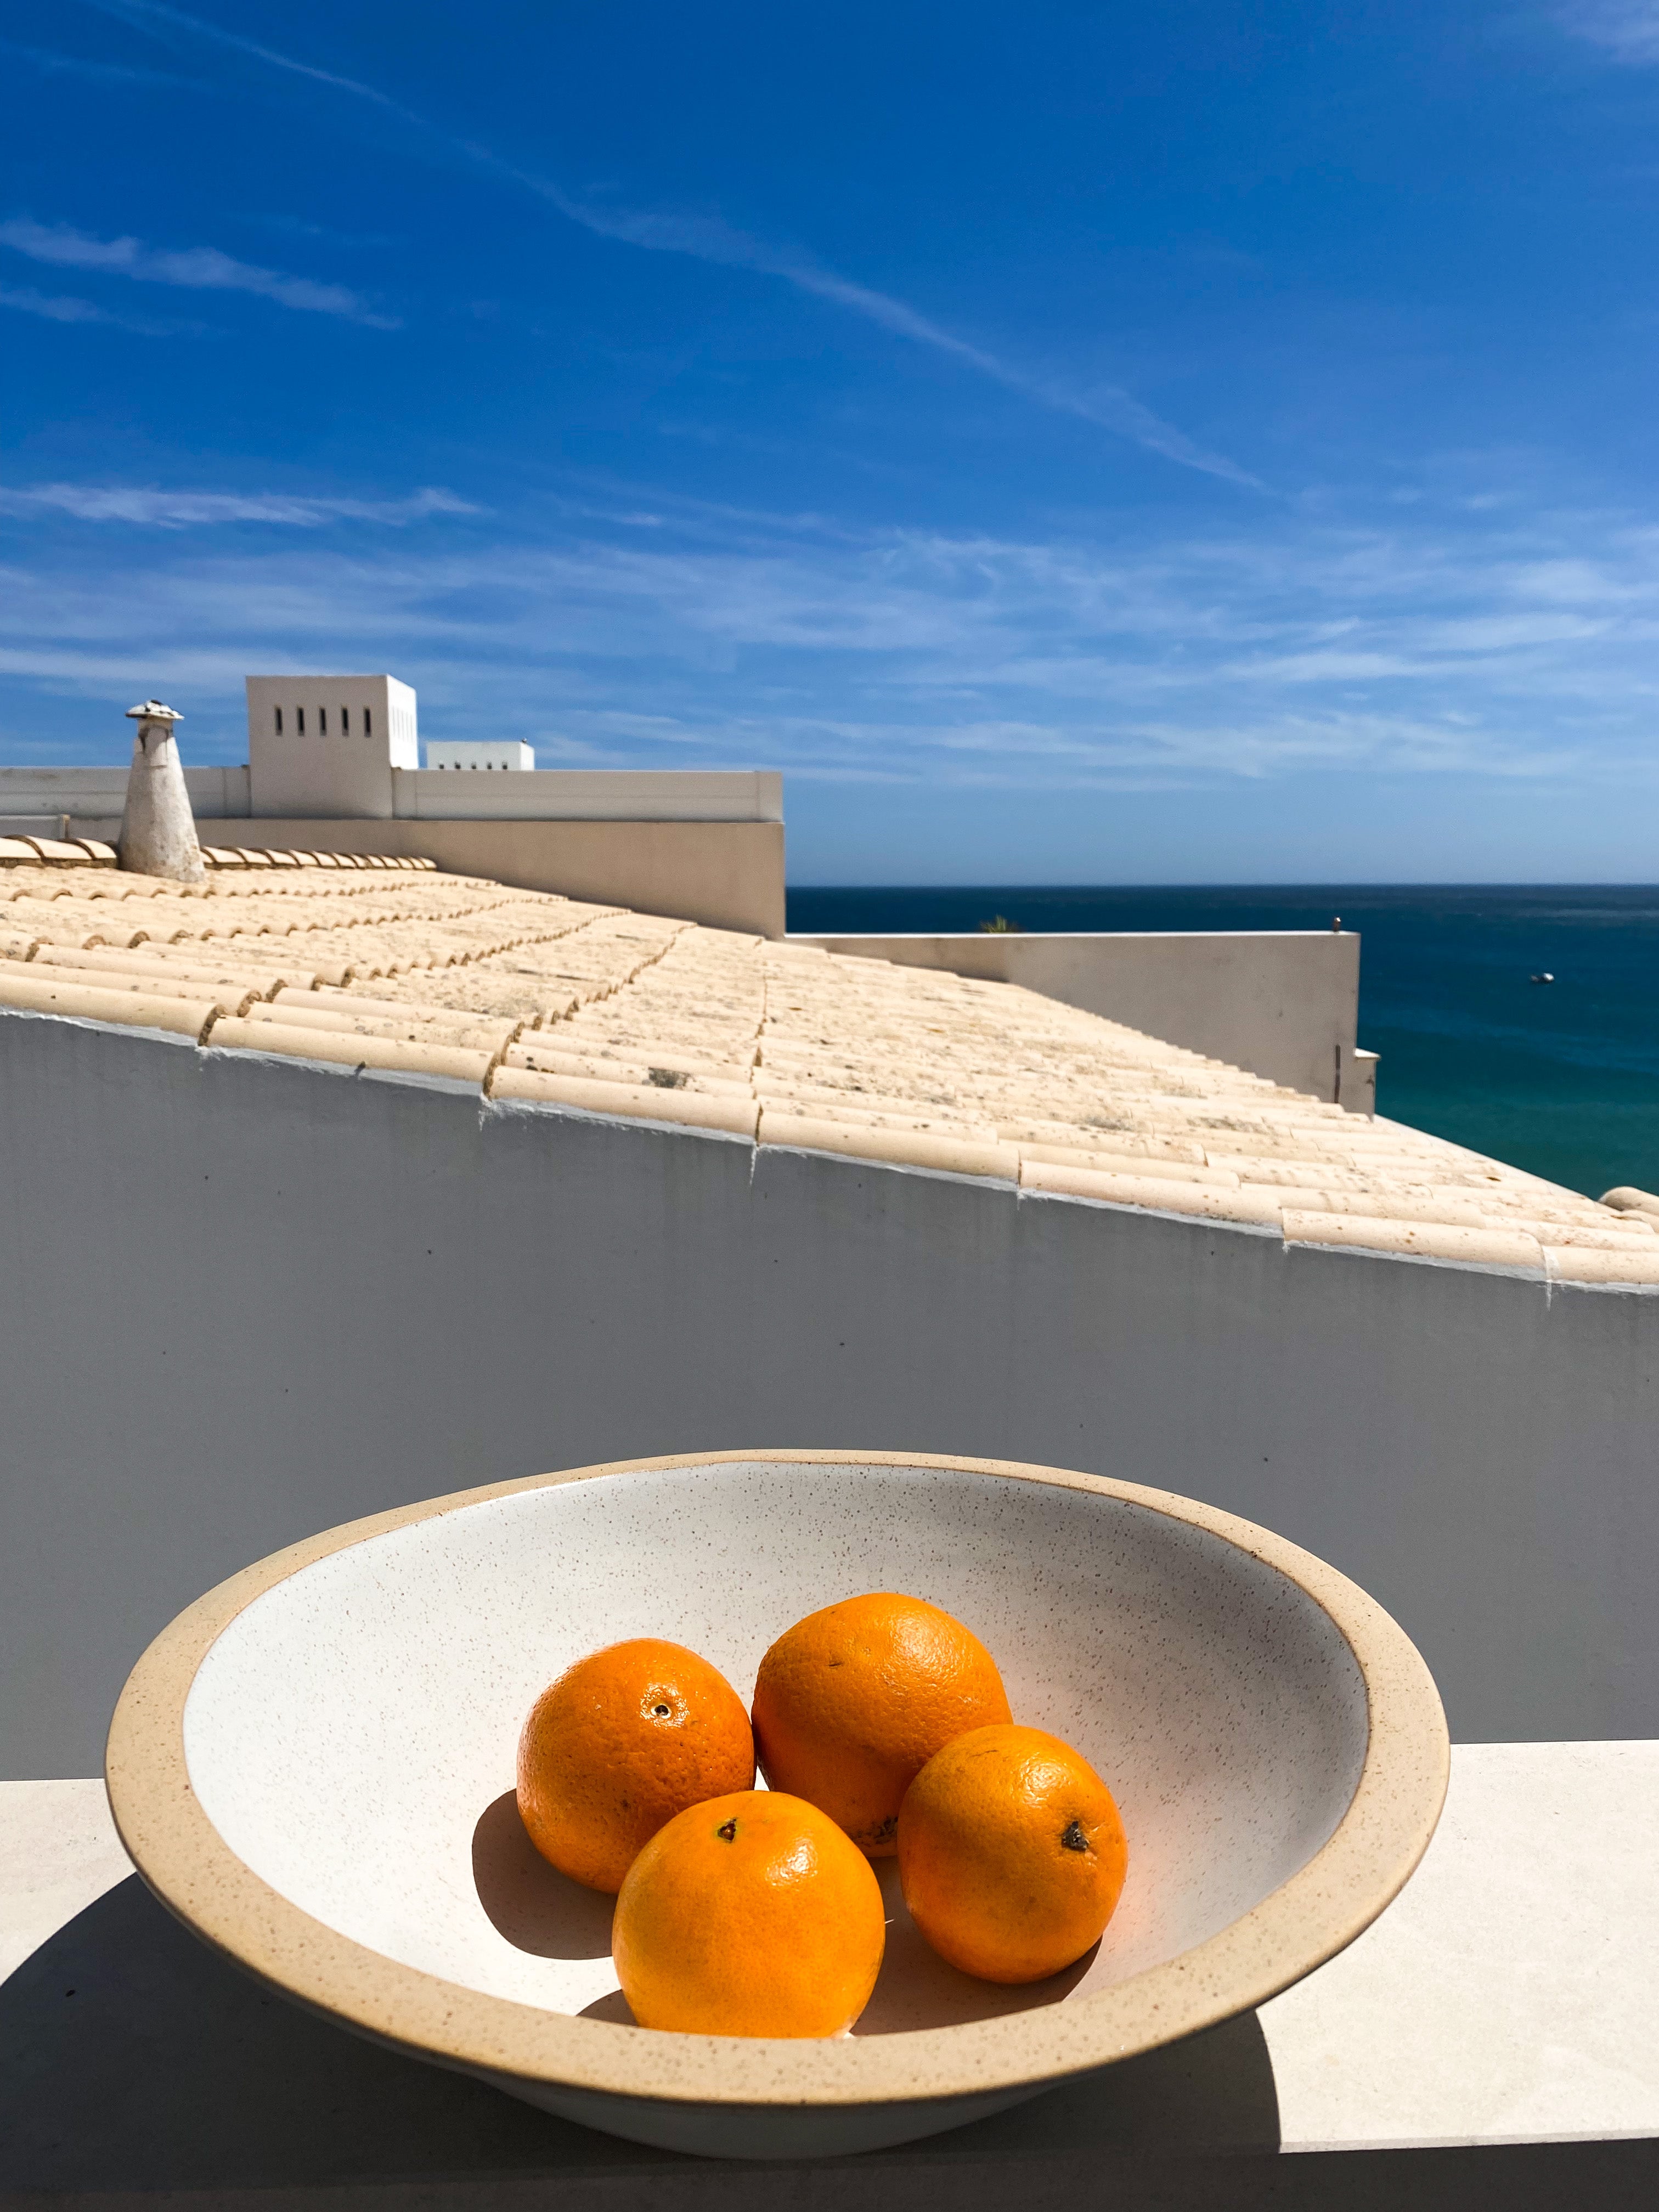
<box><xmin>517</xmin><ymin>1637</ymin><xmax>754</xmax><ymax>1893</ymax></box>
<box><xmin>752</xmin><ymin>1592</ymin><xmax>1011</xmax><ymax>1856</ymax></box>
<box><xmin>897</xmin><ymin>1723</ymin><xmax>1128</xmax><ymax>1983</ymax></box>
<box><xmin>613</xmin><ymin>1790</ymin><xmax>887</xmax><ymax>2037</ymax></box>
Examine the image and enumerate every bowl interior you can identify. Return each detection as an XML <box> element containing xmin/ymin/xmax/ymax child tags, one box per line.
<box><xmin>182</xmin><ymin>1459</ymin><xmax>1368</xmax><ymax>2034</ymax></box>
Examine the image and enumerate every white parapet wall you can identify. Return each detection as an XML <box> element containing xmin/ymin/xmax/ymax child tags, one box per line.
<box><xmin>0</xmin><ymin>765</ymin><xmax>790</xmax><ymax>934</ymax></box>
<box><xmin>1</xmin><ymin>1009</ymin><xmax>1655</xmax><ymax>1779</ymax></box>
<box><xmin>390</xmin><ymin>768</ymin><xmax>783</xmax><ymax>822</ymax></box>
<box><xmin>794</xmin><ymin>929</ymin><xmax>1367</xmax><ymax>1103</ymax></box>
<box><xmin>1</xmin><ymin>764</ymin><xmax>251</xmax><ymax>833</ymax></box>
<box><xmin>0</xmin><ymin>764</ymin><xmax>783</xmax><ymax>826</ymax></box>
<box><xmin>423</xmin><ymin>741</ymin><xmax>536</xmax><ymax>771</ymax></box>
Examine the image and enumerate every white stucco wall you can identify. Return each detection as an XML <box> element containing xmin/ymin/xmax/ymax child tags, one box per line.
<box><xmin>390</xmin><ymin>769</ymin><xmax>785</xmax><ymax>822</ymax></box>
<box><xmin>1</xmin><ymin>768</ymin><xmax>789</xmax><ymax>935</ymax></box>
<box><xmin>246</xmin><ymin>675</ymin><xmax>421</xmax><ymax>819</ymax></box>
<box><xmin>0</xmin><ymin>765</ymin><xmax>783</xmax><ymax>826</ymax></box>
<box><xmin>793</xmin><ymin>932</ymin><xmax>1362</xmax><ymax>1101</ymax></box>
<box><xmin>0</xmin><ymin>765</ymin><xmax>252</xmax><ymax>828</ymax></box>
<box><xmin>32</xmin><ymin>816</ymin><xmax>787</xmax><ymax>938</ymax></box>
<box><xmin>2</xmin><ymin>1007</ymin><xmax>1655</xmax><ymax>1778</ymax></box>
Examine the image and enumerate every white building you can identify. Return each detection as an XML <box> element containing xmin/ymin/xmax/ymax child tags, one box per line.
<box><xmin>424</xmin><ymin>740</ymin><xmax>535</xmax><ymax>771</ymax></box>
<box><xmin>244</xmin><ymin>674</ymin><xmax>419</xmax><ymax>819</ymax></box>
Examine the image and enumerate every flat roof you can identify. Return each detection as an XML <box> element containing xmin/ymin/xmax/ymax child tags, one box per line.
<box><xmin>2</xmin><ymin>847</ymin><xmax>1654</xmax><ymax>1284</ymax></box>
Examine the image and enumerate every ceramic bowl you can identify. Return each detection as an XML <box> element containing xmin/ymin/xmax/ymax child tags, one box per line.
<box><xmin>106</xmin><ymin>1452</ymin><xmax>1447</xmax><ymax>2160</ymax></box>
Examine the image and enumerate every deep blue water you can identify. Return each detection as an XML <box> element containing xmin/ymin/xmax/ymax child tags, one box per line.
<box><xmin>785</xmin><ymin>885</ymin><xmax>1659</xmax><ymax>1201</ymax></box>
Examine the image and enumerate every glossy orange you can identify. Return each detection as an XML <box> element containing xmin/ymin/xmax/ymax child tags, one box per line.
<box><xmin>517</xmin><ymin>1638</ymin><xmax>754</xmax><ymax>1893</ymax></box>
<box><xmin>751</xmin><ymin>1593</ymin><xmax>1011</xmax><ymax>1856</ymax></box>
<box><xmin>897</xmin><ymin>1723</ymin><xmax>1128</xmax><ymax>1983</ymax></box>
<box><xmin>613</xmin><ymin>1789</ymin><xmax>887</xmax><ymax>2037</ymax></box>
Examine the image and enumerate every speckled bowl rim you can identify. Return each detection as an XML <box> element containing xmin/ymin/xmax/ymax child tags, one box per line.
<box><xmin>105</xmin><ymin>1449</ymin><xmax>1448</xmax><ymax>2114</ymax></box>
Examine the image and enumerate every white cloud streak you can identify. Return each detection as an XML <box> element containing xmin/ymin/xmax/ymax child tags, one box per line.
<box><xmin>1552</xmin><ymin>3</ymin><xmax>1659</xmax><ymax>62</ymax></box>
<box><xmin>4</xmin><ymin>486</ymin><xmax>1657</xmax><ymax>789</ymax></box>
<box><xmin>0</xmin><ymin>216</ymin><xmax>398</xmax><ymax>326</ymax></box>
<box><xmin>500</xmin><ymin>181</ymin><xmax>1262</xmax><ymax>489</ymax></box>
<box><xmin>0</xmin><ymin>483</ymin><xmax>477</xmax><ymax>527</ymax></box>
<box><xmin>0</xmin><ymin>35</ymin><xmax>191</xmax><ymax>88</ymax></box>
<box><xmin>0</xmin><ymin>279</ymin><xmax>178</xmax><ymax>334</ymax></box>
<box><xmin>84</xmin><ymin>0</ymin><xmax>1250</xmax><ymax>483</ymax></box>
<box><xmin>86</xmin><ymin>0</ymin><xmax>411</xmax><ymax>107</ymax></box>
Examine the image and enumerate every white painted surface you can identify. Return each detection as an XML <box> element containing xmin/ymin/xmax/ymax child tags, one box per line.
<box><xmin>1261</xmin><ymin>1739</ymin><xmax>1659</xmax><ymax>2149</ymax></box>
<box><xmin>6</xmin><ymin>1743</ymin><xmax>1656</xmax><ymax>2153</ymax></box>
<box><xmin>247</xmin><ymin>675</ymin><xmax>420</xmax><ymax>819</ymax></box>
<box><xmin>65</xmin><ymin>814</ymin><xmax>790</xmax><ymax>934</ymax></box>
<box><xmin>391</xmin><ymin>768</ymin><xmax>785</xmax><ymax>822</ymax></box>
<box><xmin>1349</xmin><ymin>1046</ymin><xmax>1379</xmax><ymax>1117</ymax></box>
<box><xmin>0</xmin><ymin>764</ymin><xmax>250</xmax><ymax>821</ymax></box>
<box><xmin>2</xmin><ymin>1022</ymin><xmax>1656</xmax><ymax>1781</ymax></box>
<box><xmin>0</xmin><ymin>1779</ymin><xmax>131</xmax><ymax>1983</ymax></box>
<box><xmin>116</xmin><ymin>706</ymin><xmax>204</xmax><ymax>884</ymax></box>
<box><xmin>794</xmin><ymin>932</ymin><xmax>1362</xmax><ymax>1100</ymax></box>
<box><xmin>6</xmin><ymin>763</ymin><xmax>784</xmax><ymax>825</ymax></box>
<box><xmin>424</xmin><ymin>742</ymin><xmax>535</xmax><ymax>771</ymax></box>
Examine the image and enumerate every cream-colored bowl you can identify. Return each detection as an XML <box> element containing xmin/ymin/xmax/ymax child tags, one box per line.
<box><xmin>106</xmin><ymin>1452</ymin><xmax>1447</xmax><ymax>2160</ymax></box>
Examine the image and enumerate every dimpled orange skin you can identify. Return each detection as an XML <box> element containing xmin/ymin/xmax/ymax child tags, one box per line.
<box><xmin>751</xmin><ymin>1593</ymin><xmax>1012</xmax><ymax>1857</ymax></box>
<box><xmin>516</xmin><ymin>1639</ymin><xmax>754</xmax><ymax>1894</ymax></box>
<box><xmin>897</xmin><ymin>1724</ymin><xmax>1128</xmax><ymax>1984</ymax></box>
<box><xmin>612</xmin><ymin>1790</ymin><xmax>887</xmax><ymax>2037</ymax></box>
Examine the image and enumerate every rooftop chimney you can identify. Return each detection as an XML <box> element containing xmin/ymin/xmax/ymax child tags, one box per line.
<box><xmin>119</xmin><ymin>701</ymin><xmax>205</xmax><ymax>884</ymax></box>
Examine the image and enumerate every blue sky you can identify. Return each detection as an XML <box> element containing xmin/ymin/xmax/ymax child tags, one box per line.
<box><xmin>5</xmin><ymin>2</ymin><xmax>1659</xmax><ymax>881</ymax></box>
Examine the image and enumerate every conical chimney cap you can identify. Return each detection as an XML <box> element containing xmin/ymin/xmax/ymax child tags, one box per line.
<box><xmin>126</xmin><ymin>699</ymin><xmax>182</xmax><ymax>723</ymax></box>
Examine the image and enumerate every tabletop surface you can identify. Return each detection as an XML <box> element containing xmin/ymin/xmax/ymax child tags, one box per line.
<box><xmin>3</xmin><ymin>1742</ymin><xmax>1656</xmax><ymax>2209</ymax></box>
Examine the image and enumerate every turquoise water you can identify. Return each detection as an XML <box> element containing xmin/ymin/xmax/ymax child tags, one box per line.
<box><xmin>785</xmin><ymin>886</ymin><xmax>1659</xmax><ymax>1201</ymax></box>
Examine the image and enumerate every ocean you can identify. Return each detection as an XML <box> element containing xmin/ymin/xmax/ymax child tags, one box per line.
<box><xmin>785</xmin><ymin>885</ymin><xmax>1659</xmax><ymax>1202</ymax></box>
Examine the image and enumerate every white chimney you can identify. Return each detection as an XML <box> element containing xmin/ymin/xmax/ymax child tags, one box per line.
<box><xmin>245</xmin><ymin>674</ymin><xmax>419</xmax><ymax>819</ymax></box>
<box><xmin>118</xmin><ymin>701</ymin><xmax>205</xmax><ymax>883</ymax></box>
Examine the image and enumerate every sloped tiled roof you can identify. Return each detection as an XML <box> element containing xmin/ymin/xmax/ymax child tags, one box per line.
<box><xmin>2</xmin><ymin>847</ymin><xmax>1655</xmax><ymax>1285</ymax></box>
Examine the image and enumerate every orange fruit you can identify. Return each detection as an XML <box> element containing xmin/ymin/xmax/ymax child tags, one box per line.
<box><xmin>612</xmin><ymin>1789</ymin><xmax>886</xmax><ymax>2036</ymax></box>
<box><xmin>896</xmin><ymin>1723</ymin><xmax>1128</xmax><ymax>1983</ymax></box>
<box><xmin>517</xmin><ymin>1638</ymin><xmax>754</xmax><ymax>1893</ymax></box>
<box><xmin>751</xmin><ymin>1593</ymin><xmax>1011</xmax><ymax>1856</ymax></box>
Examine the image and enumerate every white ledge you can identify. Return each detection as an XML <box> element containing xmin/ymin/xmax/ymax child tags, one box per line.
<box><xmin>0</xmin><ymin>765</ymin><xmax>784</xmax><ymax>825</ymax></box>
<box><xmin>3</xmin><ymin>1740</ymin><xmax>1655</xmax><ymax>2193</ymax></box>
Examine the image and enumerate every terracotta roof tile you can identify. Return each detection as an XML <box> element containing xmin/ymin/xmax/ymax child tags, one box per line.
<box><xmin>3</xmin><ymin>855</ymin><xmax>1651</xmax><ymax>1282</ymax></box>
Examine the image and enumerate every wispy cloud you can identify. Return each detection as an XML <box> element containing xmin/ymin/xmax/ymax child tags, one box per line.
<box><xmin>0</xmin><ymin>216</ymin><xmax>398</xmax><ymax>326</ymax></box>
<box><xmin>1551</xmin><ymin>3</ymin><xmax>1659</xmax><ymax>62</ymax></box>
<box><xmin>503</xmin><ymin>183</ymin><xmax>1262</xmax><ymax>489</ymax></box>
<box><xmin>83</xmin><ymin>0</ymin><xmax>1250</xmax><ymax>483</ymax></box>
<box><xmin>86</xmin><ymin>0</ymin><xmax>411</xmax><ymax>109</ymax></box>
<box><xmin>241</xmin><ymin>212</ymin><xmax>398</xmax><ymax>250</ymax></box>
<box><xmin>0</xmin><ymin>483</ymin><xmax>477</xmax><ymax>527</ymax></box>
<box><xmin>0</xmin><ymin>279</ymin><xmax>179</xmax><ymax>335</ymax></box>
<box><xmin>5</xmin><ymin>477</ymin><xmax>1657</xmax><ymax>789</ymax></box>
<box><xmin>0</xmin><ymin>35</ymin><xmax>192</xmax><ymax>88</ymax></box>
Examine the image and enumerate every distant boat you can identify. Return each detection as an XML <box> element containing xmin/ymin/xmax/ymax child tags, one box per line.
<box><xmin>1530</xmin><ymin>972</ymin><xmax>1555</xmax><ymax>985</ymax></box>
